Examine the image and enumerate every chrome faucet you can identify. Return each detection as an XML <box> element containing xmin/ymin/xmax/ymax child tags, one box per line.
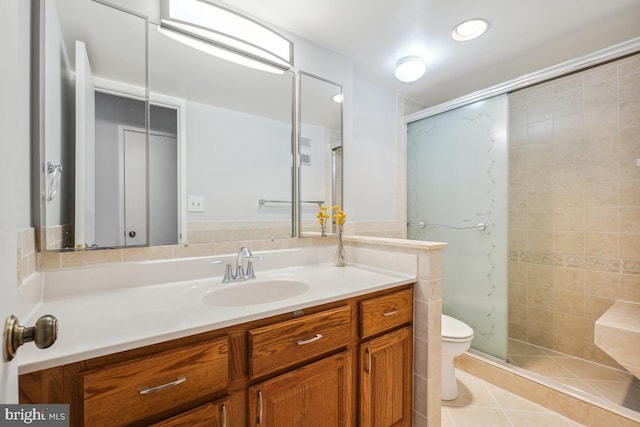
<box><xmin>213</xmin><ymin>247</ymin><xmax>261</xmax><ymax>283</ymax></box>
<box><xmin>235</xmin><ymin>246</ymin><xmax>253</xmax><ymax>279</ymax></box>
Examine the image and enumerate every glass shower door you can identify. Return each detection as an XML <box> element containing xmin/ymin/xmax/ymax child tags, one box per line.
<box><xmin>407</xmin><ymin>95</ymin><xmax>509</xmax><ymax>359</ymax></box>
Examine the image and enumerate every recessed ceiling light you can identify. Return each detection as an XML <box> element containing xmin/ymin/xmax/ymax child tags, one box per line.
<box><xmin>394</xmin><ymin>56</ymin><xmax>426</xmax><ymax>83</ymax></box>
<box><xmin>451</xmin><ymin>19</ymin><xmax>489</xmax><ymax>41</ymax></box>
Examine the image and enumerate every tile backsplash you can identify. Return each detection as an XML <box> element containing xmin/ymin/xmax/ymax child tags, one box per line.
<box><xmin>17</xmin><ymin>227</ymin><xmax>36</xmax><ymax>284</ymax></box>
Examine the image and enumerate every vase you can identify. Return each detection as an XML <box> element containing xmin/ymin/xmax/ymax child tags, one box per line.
<box><xmin>320</xmin><ymin>222</ymin><xmax>327</xmax><ymax>237</ymax></box>
<box><xmin>334</xmin><ymin>226</ymin><xmax>347</xmax><ymax>267</ymax></box>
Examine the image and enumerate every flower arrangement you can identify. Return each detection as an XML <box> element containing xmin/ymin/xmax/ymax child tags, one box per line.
<box><xmin>317</xmin><ymin>205</ymin><xmax>330</xmax><ymax>236</ymax></box>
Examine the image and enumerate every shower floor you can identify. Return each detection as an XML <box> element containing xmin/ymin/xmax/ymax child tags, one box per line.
<box><xmin>507</xmin><ymin>339</ymin><xmax>640</xmax><ymax>413</ymax></box>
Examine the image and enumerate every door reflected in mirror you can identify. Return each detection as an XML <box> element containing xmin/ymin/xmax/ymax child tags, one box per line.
<box><xmin>299</xmin><ymin>73</ymin><xmax>343</xmax><ymax>235</ymax></box>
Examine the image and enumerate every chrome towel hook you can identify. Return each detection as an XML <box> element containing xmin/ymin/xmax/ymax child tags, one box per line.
<box><xmin>46</xmin><ymin>161</ymin><xmax>63</xmax><ymax>202</ymax></box>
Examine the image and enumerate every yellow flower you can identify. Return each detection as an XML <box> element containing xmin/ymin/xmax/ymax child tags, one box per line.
<box><xmin>332</xmin><ymin>205</ymin><xmax>347</xmax><ymax>225</ymax></box>
<box><xmin>317</xmin><ymin>206</ymin><xmax>330</xmax><ymax>224</ymax></box>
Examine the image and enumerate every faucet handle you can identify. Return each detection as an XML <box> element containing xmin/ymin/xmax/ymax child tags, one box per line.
<box><xmin>245</xmin><ymin>255</ymin><xmax>263</xmax><ymax>279</ymax></box>
<box><xmin>212</xmin><ymin>260</ymin><xmax>233</xmax><ymax>283</ymax></box>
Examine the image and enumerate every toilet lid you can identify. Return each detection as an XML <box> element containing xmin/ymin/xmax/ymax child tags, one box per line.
<box><xmin>442</xmin><ymin>314</ymin><xmax>474</xmax><ymax>339</ymax></box>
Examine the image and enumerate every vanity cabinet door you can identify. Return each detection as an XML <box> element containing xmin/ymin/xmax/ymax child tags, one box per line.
<box><xmin>248</xmin><ymin>350</ymin><xmax>354</xmax><ymax>427</ymax></box>
<box><xmin>360</xmin><ymin>326</ymin><xmax>412</xmax><ymax>427</ymax></box>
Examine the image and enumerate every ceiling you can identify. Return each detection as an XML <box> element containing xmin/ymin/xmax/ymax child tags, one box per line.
<box><xmin>218</xmin><ymin>0</ymin><xmax>640</xmax><ymax>108</ymax></box>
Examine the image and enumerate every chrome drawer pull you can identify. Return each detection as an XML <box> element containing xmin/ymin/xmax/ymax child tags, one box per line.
<box><xmin>139</xmin><ymin>376</ymin><xmax>186</xmax><ymax>395</ymax></box>
<box><xmin>382</xmin><ymin>308</ymin><xmax>399</xmax><ymax>316</ymax></box>
<box><xmin>296</xmin><ymin>333</ymin><xmax>324</xmax><ymax>345</ymax></box>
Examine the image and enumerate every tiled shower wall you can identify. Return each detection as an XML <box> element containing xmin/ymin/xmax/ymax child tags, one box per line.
<box><xmin>508</xmin><ymin>53</ymin><xmax>640</xmax><ymax>368</ymax></box>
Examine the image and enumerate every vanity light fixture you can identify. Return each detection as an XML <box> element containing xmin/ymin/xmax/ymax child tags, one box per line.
<box><xmin>159</xmin><ymin>0</ymin><xmax>293</xmax><ymax>73</ymax></box>
<box><xmin>451</xmin><ymin>19</ymin><xmax>489</xmax><ymax>41</ymax></box>
<box><xmin>394</xmin><ymin>55</ymin><xmax>426</xmax><ymax>83</ymax></box>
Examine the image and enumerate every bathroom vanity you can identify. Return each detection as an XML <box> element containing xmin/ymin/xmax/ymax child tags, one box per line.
<box><xmin>17</xmin><ymin>247</ymin><xmax>417</xmax><ymax>426</ymax></box>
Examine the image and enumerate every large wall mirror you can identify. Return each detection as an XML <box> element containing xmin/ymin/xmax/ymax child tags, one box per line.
<box><xmin>35</xmin><ymin>0</ymin><xmax>300</xmax><ymax>250</ymax></box>
<box><xmin>298</xmin><ymin>73</ymin><xmax>343</xmax><ymax>234</ymax></box>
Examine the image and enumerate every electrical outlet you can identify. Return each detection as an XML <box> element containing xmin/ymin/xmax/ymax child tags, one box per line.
<box><xmin>188</xmin><ymin>196</ymin><xmax>205</xmax><ymax>212</ymax></box>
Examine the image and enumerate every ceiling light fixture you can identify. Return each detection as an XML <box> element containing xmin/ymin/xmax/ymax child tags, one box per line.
<box><xmin>159</xmin><ymin>0</ymin><xmax>293</xmax><ymax>73</ymax></box>
<box><xmin>394</xmin><ymin>56</ymin><xmax>426</xmax><ymax>83</ymax></box>
<box><xmin>332</xmin><ymin>93</ymin><xmax>344</xmax><ymax>103</ymax></box>
<box><xmin>451</xmin><ymin>19</ymin><xmax>489</xmax><ymax>41</ymax></box>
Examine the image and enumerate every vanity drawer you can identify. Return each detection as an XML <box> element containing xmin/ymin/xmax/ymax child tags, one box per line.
<box><xmin>81</xmin><ymin>337</ymin><xmax>229</xmax><ymax>427</ymax></box>
<box><xmin>249</xmin><ymin>305</ymin><xmax>352</xmax><ymax>379</ymax></box>
<box><xmin>360</xmin><ymin>288</ymin><xmax>413</xmax><ymax>338</ymax></box>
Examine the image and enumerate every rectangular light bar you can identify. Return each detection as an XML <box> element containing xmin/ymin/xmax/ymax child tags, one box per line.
<box><xmin>159</xmin><ymin>0</ymin><xmax>293</xmax><ymax>72</ymax></box>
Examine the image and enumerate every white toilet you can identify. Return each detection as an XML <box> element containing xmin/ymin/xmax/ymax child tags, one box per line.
<box><xmin>441</xmin><ymin>314</ymin><xmax>474</xmax><ymax>400</ymax></box>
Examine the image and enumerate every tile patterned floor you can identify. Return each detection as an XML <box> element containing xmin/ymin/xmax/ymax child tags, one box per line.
<box><xmin>507</xmin><ymin>339</ymin><xmax>640</xmax><ymax>413</ymax></box>
<box><xmin>442</xmin><ymin>369</ymin><xmax>585</xmax><ymax>427</ymax></box>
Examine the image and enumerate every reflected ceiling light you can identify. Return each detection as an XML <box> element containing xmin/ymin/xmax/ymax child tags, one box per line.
<box><xmin>451</xmin><ymin>19</ymin><xmax>489</xmax><ymax>41</ymax></box>
<box><xmin>332</xmin><ymin>93</ymin><xmax>343</xmax><ymax>103</ymax></box>
<box><xmin>159</xmin><ymin>0</ymin><xmax>293</xmax><ymax>73</ymax></box>
<box><xmin>394</xmin><ymin>56</ymin><xmax>426</xmax><ymax>83</ymax></box>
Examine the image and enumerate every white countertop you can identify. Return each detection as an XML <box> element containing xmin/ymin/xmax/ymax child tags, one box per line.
<box><xmin>18</xmin><ymin>246</ymin><xmax>417</xmax><ymax>374</ymax></box>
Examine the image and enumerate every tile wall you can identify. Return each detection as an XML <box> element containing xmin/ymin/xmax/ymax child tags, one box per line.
<box><xmin>346</xmin><ymin>236</ymin><xmax>445</xmax><ymax>427</ymax></box>
<box><xmin>508</xmin><ymin>53</ymin><xmax>640</xmax><ymax>368</ymax></box>
<box><xmin>187</xmin><ymin>220</ymin><xmax>292</xmax><ymax>243</ymax></box>
<box><xmin>17</xmin><ymin>227</ymin><xmax>37</xmax><ymax>284</ymax></box>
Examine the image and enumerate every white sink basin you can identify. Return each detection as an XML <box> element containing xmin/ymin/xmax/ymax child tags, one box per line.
<box><xmin>202</xmin><ymin>279</ymin><xmax>310</xmax><ymax>306</ymax></box>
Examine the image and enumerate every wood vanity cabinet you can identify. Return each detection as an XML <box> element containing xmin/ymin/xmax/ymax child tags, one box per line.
<box><xmin>19</xmin><ymin>285</ymin><xmax>413</xmax><ymax>427</ymax></box>
<box><xmin>359</xmin><ymin>288</ymin><xmax>413</xmax><ymax>426</ymax></box>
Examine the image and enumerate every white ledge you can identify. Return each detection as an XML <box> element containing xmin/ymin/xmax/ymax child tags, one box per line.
<box><xmin>595</xmin><ymin>300</ymin><xmax>640</xmax><ymax>380</ymax></box>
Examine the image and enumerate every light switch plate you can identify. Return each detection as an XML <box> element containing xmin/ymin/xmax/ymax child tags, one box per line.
<box><xmin>188</xmin><ymin>196</ymin><xmax>205</xmax><ymax>212</ymax></box>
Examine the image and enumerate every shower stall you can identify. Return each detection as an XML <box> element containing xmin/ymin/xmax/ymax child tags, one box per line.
<box><xmin>406</xmin><ymin>52</ymin><xmax>640</xmax><ymax>415</ymax></box>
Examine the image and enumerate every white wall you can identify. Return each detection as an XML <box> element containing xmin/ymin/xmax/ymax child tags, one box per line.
<box><xmin>186</xmin><ymin>100</ymin><xmax>292</xmax><ymax>221</ymax></box>
<box><xmin>349</xmin><ymin>76</ymin><xmax>400</xmax><ymax>221</ymax></box>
